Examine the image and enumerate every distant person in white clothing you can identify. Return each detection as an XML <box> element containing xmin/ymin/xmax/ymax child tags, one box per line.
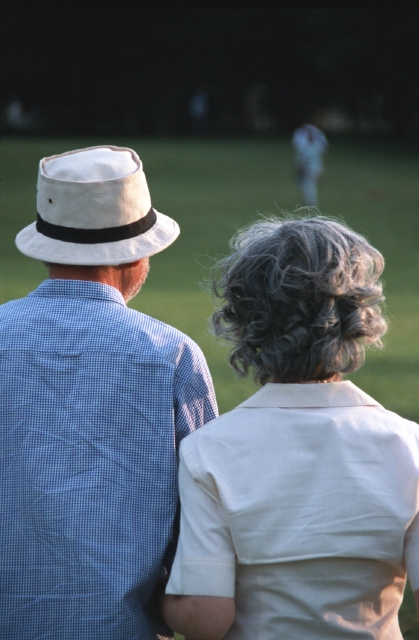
<box><xmin>292</xmin><ymin>124</ymin><xmax>328</xmax><ymax>206</ymax></box>
<box><xmin>160</xmin><ymin>215</ymin><xmax>419</xmax><ymax>640</ymax></box>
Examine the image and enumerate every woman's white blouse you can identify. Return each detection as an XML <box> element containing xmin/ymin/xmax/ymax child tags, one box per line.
<box><xmin>166</xmin><ymin>381</ymin><xmax>419</xmax><ymax>640</ymax></box>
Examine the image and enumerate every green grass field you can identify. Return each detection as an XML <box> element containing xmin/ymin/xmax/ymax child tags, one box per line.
<box><xmin>1</xmin><ymin>136</ymin><xmax>418</xmax><ymax>636</ymax></box>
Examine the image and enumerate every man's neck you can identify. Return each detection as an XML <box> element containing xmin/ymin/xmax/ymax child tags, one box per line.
<box><xmin>48</xmin><ymin>259</ymin><xmax>149</xmax><ymax>302</ymax></box>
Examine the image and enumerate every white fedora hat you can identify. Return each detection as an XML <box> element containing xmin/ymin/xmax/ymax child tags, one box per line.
<box><xmin>15</xmin><ymin>145</ymin><xmax>180</xmax><ymax>265</ymax></box>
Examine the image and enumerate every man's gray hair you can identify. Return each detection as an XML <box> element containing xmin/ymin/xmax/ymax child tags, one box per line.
<box><xmin>211</xmin><ymin>214</ymin><xmax>387</xmax><ymax>385</ymax></box>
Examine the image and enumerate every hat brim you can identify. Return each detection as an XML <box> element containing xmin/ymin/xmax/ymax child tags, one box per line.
<box><xmin>15</xmin><ymin>210</ymin><xmax>180</xmax><ymax>265</ymax></box>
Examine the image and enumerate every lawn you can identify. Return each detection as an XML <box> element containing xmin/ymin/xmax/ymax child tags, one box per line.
<box><xmin>1</xmin><ymin>136</ymin><xmax>418</xmax><ymax>636</ymax></box>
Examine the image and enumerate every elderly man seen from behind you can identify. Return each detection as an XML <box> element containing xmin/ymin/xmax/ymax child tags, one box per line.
<box><xmin>0</xmin><ymin>146</ymin><xmax>217</xmax><ymax>639</ymax></box>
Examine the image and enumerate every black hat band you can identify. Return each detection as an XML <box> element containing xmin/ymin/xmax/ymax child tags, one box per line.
<box><xmin>36</xmin><ymin>207</ymin><xmax>157</xmax><ymax>244</ymax></box>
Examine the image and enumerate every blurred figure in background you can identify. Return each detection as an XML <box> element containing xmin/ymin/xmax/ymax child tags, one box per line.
<box><xmin>244</xmin><ymin>84</ymin><xmax>276</xmax><ymax>134</ymax></box>
<box><xmin>189</xmin><ymin>88</ymin><xmax>209</xmax><ymax>135</ymax></box>
<box><xmin>292</xmin><ymin>123</ymin><xmax>328</xmax><ymax>206</ymax></box>
<box><xmin>5</xmin><ymin>98</ymin><xmax>26</xmax><ymax>128</ymax></box>
<box><xmin>4</xmin><ymin>96</ymin><xmax>37</xmax><ymax>132</ymax></box>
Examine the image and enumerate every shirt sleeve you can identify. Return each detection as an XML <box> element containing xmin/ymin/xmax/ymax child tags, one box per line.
<box><xmin>405</xmin><ymin>508</ymin><xmax>419</xmax><ymax>591</ymax></box>
<box><xmin>173</xmin><ymin>341</ymin><xmax>218</xmax><ymax>447</ymax></box>
<box><xmin>165</xmin><ymin>443</ymin><xmax>236</xmax><ymax>597</ymax></box>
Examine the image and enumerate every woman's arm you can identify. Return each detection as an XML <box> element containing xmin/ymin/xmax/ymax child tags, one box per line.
<box><xmin>161</xmin><ymin>594</ymin><xmax>235</xmax><ymax>640</ymax></box>
<box><xmin>162</xmin><ymin>444</ymin><xmax>236</xmax><ymax>639</ymax></box>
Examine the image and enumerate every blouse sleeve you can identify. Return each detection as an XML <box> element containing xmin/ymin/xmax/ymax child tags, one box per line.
<box><xmin>165</xmin><ymin>442</ymin><xmax>236</xmax><ymax>597</ymax></box>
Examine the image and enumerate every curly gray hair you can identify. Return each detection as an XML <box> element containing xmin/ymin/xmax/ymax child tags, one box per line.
<box><xmin>211</xmin><ymin>215</ymin><xmax>387</xmax><ymax>385</ymax></box>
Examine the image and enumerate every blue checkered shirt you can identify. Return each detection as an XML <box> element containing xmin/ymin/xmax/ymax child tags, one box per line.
<box><xmin>0</xmin><ymin>279</ymin><xmax>218</xmax><ymax>640</ymax></box>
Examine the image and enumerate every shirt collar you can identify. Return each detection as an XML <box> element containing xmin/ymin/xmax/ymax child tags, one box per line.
<box><xmin>238</xmin><ymin>381</ymin><xmax>380</xmax><ymax>409</ymax></box>
<box><xmin>28</xmin><ymin>279</ymin><xmax>127</xmax><ymax>306</ymax></box>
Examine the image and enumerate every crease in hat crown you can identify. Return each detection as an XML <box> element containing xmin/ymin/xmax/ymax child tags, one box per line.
<box><xmin>15</xmin><ymin>144</ymin><xmax>180</xmax><ymax>265</ymax></box>
<box><xmin>37</xmin><ymin>145</ymin><xmax>151</xmax><ymax>230</ymax></box>
<box><xmin>42</xmin><ymin>146</ymin><xmax>138</xmax><ymax>182</ymax></box>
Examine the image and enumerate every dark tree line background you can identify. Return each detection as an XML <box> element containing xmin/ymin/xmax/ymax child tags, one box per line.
<box><xmin>2</xmin><ymin>9</ymin><xmax>418</xmax><ymax>136</ymax></box>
